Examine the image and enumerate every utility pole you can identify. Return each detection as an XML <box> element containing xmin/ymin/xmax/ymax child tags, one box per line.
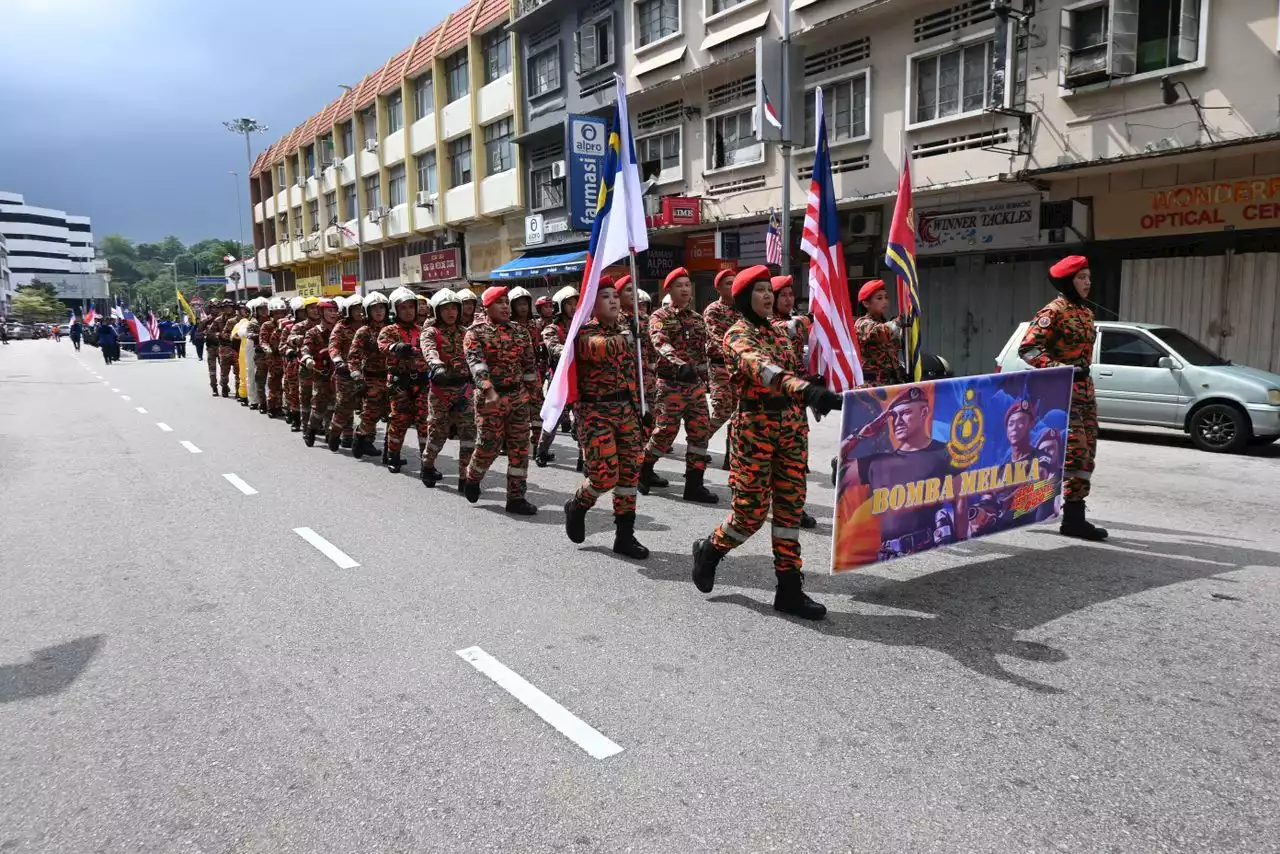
<box><xmin>222</xmin><ymin>118</ymin><xmax>269</xmax><ymax>301</ymax></box>
<box><xmin>230</xmin><ymin>171</ymin><xmax>247</xmax><ymax>303</ymax></box>
<box><xmin>779</xmin><ymin>7</ymin><xmax>793</xmax><ymax>276</ymax></box>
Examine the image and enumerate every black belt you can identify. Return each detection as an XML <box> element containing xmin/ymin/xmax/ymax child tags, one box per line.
<box><xmin>739</xmin><ymin>396</ymin><xmax>795</xmax><ymax>413</ymax></box>
<box><xmin>579</xmin><ymin>390</ymin><xmax>630</xmax><ymax>404</ymax></box>
<box><xmin>433</xmin><ymin>376</ymin><xmax>469</xmax><ymax>387</ymax></box>
<box><xmin>493</xmin><ymin>382</ymin><xmax>520</xmax><ymax>393</ymax></box>
<box><xmin>709</xmin><ymin>357</ymin><xmax>726</xmax><ymax>366</ymax></box>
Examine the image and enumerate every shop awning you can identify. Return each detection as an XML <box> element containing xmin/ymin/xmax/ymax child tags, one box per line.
<box><xmin>490</xmin><ymin>251</ymin><xmax>587</xmax><ymax>280</ymax></box>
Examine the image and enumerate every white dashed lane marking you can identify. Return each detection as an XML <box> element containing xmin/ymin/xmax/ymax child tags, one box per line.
<box><xmin>179</xmin><ymin>441</ymin><xmax>202</xmax><ymax>454</ymax></box>
<box><xmin>292</xmin><ymin>527</ymin><xmax>360</xmax><ymax>569</ymax></box>
<box><xmin>120</xmin><ymin>395</ymin><xmax>131</xmax><ymax>401</ymax></box>
<box><xmin>156</xmin><ymin>423</ymin><xmax>173</xmax><ymax>432</ymax></box>
<box><xmin>135</xmin><ymin>407</ymin><xmax>148</xmax><ymax>414</ymax></box>
<box><xmin>221</xmin><ymin>473</ymin><xmax>258</xmax><ymax>495</ymax></box>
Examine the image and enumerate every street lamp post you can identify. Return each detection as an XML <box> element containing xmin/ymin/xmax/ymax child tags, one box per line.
<box><xmin>230</xmin><ymin>170</ymin><xmax>247</xmax><ymax>303</ymax></box>
<box><xmin>222</xmin><ymin>117</ymin><xmax>269</xmax><ymax>302</ymax></box>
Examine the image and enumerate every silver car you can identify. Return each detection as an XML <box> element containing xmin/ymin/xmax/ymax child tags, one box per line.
<box><xmin>995</xmin><ymin>321</ymin><xmax>1280</xmax><ymax>453</ymax></box>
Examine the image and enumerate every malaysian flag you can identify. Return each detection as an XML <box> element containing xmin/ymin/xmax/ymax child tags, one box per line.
<box><xmin>765</xmin><ymin>210</ymin><xmax>783</xmax><ymax>266</ymax></box>
<box><xmin>799</xmin><ymin>86</ymin><xmax>863</xmax><ymax>392</ymax></box>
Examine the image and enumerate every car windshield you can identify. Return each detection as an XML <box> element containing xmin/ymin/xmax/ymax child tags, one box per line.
<box><xmin>1150</xmin><ymin>328</ymin><xmax>1229</xmax><ymax>366</ymax></box>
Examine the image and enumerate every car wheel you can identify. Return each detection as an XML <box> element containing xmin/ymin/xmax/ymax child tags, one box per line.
<box><xmin>1189</xmin><ymin>403</ymin><xmax>1249</xmax><ymax>453</ymax></box>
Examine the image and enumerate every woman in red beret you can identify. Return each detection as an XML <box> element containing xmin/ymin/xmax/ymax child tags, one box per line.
<box><xmin>854</xmin><ymin>280</ymin><xmax>908</xmax><ymax>387</ymax></box>
<box><xmin>1017</xmin><ymin>255</ymin><xmax>1107</xmax><ymax>541</ymax></box>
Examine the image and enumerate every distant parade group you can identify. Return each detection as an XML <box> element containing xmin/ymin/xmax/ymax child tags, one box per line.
<box><xmin>190</xmin><ymin>255</ymin><xmax>1104</xmax><ymax>620</ymax></box>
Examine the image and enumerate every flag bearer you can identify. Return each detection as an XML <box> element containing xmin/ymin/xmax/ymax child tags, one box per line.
<box><xmin>691</xmin><ymin>265</ymin><xmax>842</xmax><ymax>620</ymax></box>
<box><xmin>562</xmin><ymin>277</ymin><xmax>649</xmax><ymax>559</ymax></box>
<box><xmin>854</xmin><ymin>280</ymin><xmax>907</xmax><ymax>387</ymax></box>
<box><xmin>1018</xmin><ymin>255</ymin><xmax>1107</xmax><ymax>541</ymax></box>
<box><xmin>771</xmin><ymin>274</ymin><xmax>819</xmax><ymax>530</ymax></box>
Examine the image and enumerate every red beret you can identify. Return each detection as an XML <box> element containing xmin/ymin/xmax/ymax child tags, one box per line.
<box><xmin>1049</xmin><ymin>255</ymin><xmax>1089</xmax><ymax>279</ymax></box>
<box><xmin>857</xmin><ymin>279</ymin><xmax>887</xmax><ymax>303</ymax></box>
<box><xmin>770</xmin><ymin>275</ymin><xmax>794</xmax><ymax>294</ymax></box>
<box><xmin>597</xmin><ymin>275</ymin><xmax>614</xmax><ymax>288</ymax></box>
<box><xmin>481</xmin><ymin>286</ymin><xmax>508</xmax><ymax>307</ymax></box>
<box><xmin>713</xmin><ymin>268</ymin><xmax>735</xmax><ymax>288</ymax></box>
<box><xmin>612</xmin><ymin>274</ymin><xmax>630</xmax><ymax>290</ymax></box>
<box><xmin>1005</xmin><ymin>398</ymin><xmax>1033</xmax><ymax>423</ymax></box>
<box><xmin>662</xmin><ymin>267</ymin><xmax>690</xmax><ymax>292</ymax></box>
<box><xmin>731</xmin><ymin>264</ymin><xmax>772</xmax><ymax>297</ymax></box>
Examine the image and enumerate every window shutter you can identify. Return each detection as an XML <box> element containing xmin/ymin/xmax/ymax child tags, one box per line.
<box><xmin>1058</xmin><ymin>7</ymin><xmax>1073</xmax><ymax>88</ymax></box>
<box><xmin>1176</xmin><ymin>0</ymin><xmax>1200</xmax><ymax>62</ymax></box>
<box><xmin>1107</xmin><ymin>0</ymin><xmax>1139</xmax><ymax>77</ymax></box>
<box><xmin>578</xmin><ymin>23</ymin><xmax>597</xmax><ymax>72</ymax></box>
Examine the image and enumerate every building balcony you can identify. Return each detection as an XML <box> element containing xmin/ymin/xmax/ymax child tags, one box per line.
<box><xmin>409</xmin><ymin>115</ymin><xmax>437</xmax><ymax>155</ymax></box>
<box><xmin>383</xmin><ymin>129</ymin><xmax>406</xmax><ymax>168</ymax></box>
<box><xmin>479</xmin><ymin>169</ymin><xmax>519</xmax><ymax>217</ymax></box>
<box><xmin>511</xmin><ymin>0</ymin><xmax>564</xmax><ymax>30</ymax></box>
<box><xmin>358</xmin><ymin>149</ymin><xmax>380</xmax><ymax>179</ymax></box>
<box><xmin>445</xmin><ymin>184</ymin><xmax>476</xmax><ymax>224</ymax></box>
<box><xmin>441</xmin><ymin>98</ymin><xmax>471</xmax><ymax>141</ymax></box>
<box><xmin>254</xmin><ymin>202</ymin><xmax>264</xmax><ymax>224</ymax></box>
<box><xmin>385</xmin><ymin>204</ymin><xmax>411</xmax><ymax>237</ymax></box>
<box><xmin>360</xmin><ymin>218</ymin><xmax>384</xmax><ymax>244</ymax></box>
<box><xmin>413</xmin><ymin>194</ymin><xmax>442</xmax><ymax>231</ymax></box>
<box><xmin>288</xmin><ymin>185</ymin><xmax>303</xmax><ymax>207</ymax></box>
<box><xmin>267</xmin><ymin>245</ymin><xmax>279</xmax><ymax>267</ymax></box>
<box><xmin>321</xmin><ymin>167</ymin><xmax>339</xmax><ymax>194</ymax></box>
<box><xmin>477</xmin><ymin>74</ymin><xmax>514</xmax><ymax>126</ymax></box>
<box><xmin>257</xmin><ymin>249</ymin><xmax>267</xmax><ymax>268</ymax></box>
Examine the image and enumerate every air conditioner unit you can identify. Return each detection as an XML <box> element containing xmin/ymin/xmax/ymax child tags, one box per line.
<box><xmin>550</xmin><ymin>160</ymin><xmax>566</xmax><ymax>180</ymax></box>
<box><xmin>320</xmin><ymin>158</ymin><xmax>334</xmax><ymax>169</ymax></box>
<box><xmin>846</xmin><ymin>211</ymin><xmax>881</xmax><ymax>237</ymax></box>
<box><xmin>367</xmin><ymin>206</ymin><xmax>385</xmax><ymax>222</ymax></box>
<box><xmin>416</xmin><ymin>191</ymin><xmax>436</xmax><ymax>208</ymax></box>
<box><xmin>491</xmin><ymin>152</ymin><xmax>505</xmax><ymax>172</ymax></box>
<box><xmin>326</xmin><ymin>233</ymin><xmax>342</xmax><ymax>249</ymax></box>
<box><xmin>444</xmin><ymin>230</ymin><xmax>462</xmax><ymax>245</ymax></box>
<box><xmin>295</xmin><ymin>176</ymin><xmax>306</xmax><ymax>187</ymax></box>
<box><xmin>364</xmin><ymin>138</ymin><xmax>379</xmax><ymax>152</ymax></box>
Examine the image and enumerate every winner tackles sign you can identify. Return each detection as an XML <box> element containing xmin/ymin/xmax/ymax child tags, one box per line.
<box><xmin>830</xmin><ymin>367</ymin><xmax>1075</xmax><ymax>572</ymax></box>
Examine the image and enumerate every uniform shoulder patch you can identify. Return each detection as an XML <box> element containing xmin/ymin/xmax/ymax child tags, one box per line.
<box><xmin>1037</xmin><ymin>316</ymin><xmax>1051</xmax><ymax>328</ymax></box>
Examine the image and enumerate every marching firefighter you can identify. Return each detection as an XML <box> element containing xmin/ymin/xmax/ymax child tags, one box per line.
<box><xmin>347</xmin><ymin>291</ymin><xmax>391</xmax><ymax>459</ymax></box>
<box><xmin>215</xmin><ymin>300</ymin><xmax>238</xmax><ymax>397</ymax></box>
<box><xmin>691</xmin><ymin>265</ymin><xmax>843</xmax><ymax>620</ymax></box>
<box><xmin>562</xmin><ymin>277</ymin><xmax>649</xmax><ymax>559</ymax></box>
<box><xmin>543</xmin><ymin>286</ymin><xmax>579</xmax><ymax>434</ymax></box>
<box><xmin>326</xmin><ymin>295</ymin><xmax>365</xmax><ymax>453</ymax></box>
<box><xmin>246</xmin><ymin>297</ymin><xmax>271</xmax><ymax>412</ymax></box>
<box><xmin>462</xmin><ymin>286</ymin><xmax>539</xmax><ymax>515</ymax></box>
<box><xmin>704</xmin><ymin>268</ymin><xmax>741</xmax><ymax>466</ymax></box>
<box><xmin>291</xmin><ymin>297</ymin><xmax>321</xmax><ymax>430</ymax></box>
<box><xmin>199</xmin><ymin>305</ymin><xmax>222</xmax><ymax>396</ymax></box>
<box><xmin>642</xmin><ymin>267</ymin><xmax>717</xmax><ymax>503</ymax></box>
<box><xmin>535</xmin><ymin>295</ymin><xmax>554</xmax><ymax>329</ymax></box>
<box><xmin>282</xmin><ymin>297</ymin><xmax>306</xmax><ymax>430</ymax></box>
<box><xmin>301</xmin><ymin>297</ymin><xmax>340</xmax><ymax>447</ymax></box>
<box><xmin>260</xmin><ymin>297</ymin><xmax>288</xmax><ymax>418</ymax></box>
<box><xmin>417</xmin><ymin>294</ymin><xmax>433</xmax><ymax>327</ymax></box>
<box><xmin>377</xmin><ymin>287</ymin><xmax>430</xmax><ymax>472</ymax></box>
<box><xmin>1018</xmin><ymin>255</ymin><xmax>1107</xmax><ymax>541</ymax></box>
<box><xmin>458</xmin><ymin>287</ymin><xmax>478</xmax><ymax>328</ymax></box>
<box><xmin>771</xmin><ymin>274</ymin><xmax>819</xmax><ymax>530</ymax></box>
<box><xmin>855</xmin><ymin>279</ymin><xmax>908</xmax><ymax>387</ymax></box>
<box><xmin>420</xmin><ymin>288</ymin><xmax>475</xmax><ymax>488</ymax></box>
<box><xmin>617</xmin><ymin>274</ymin><xmax>659</xmax><ymax>418</ymax></box>
<box><xmin>508</xmin><ymin>286</ymin><xmax>545</xmax><ymax>454</ymax></box>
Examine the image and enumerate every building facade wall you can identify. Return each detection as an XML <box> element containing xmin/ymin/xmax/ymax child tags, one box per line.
<box><xmin>0</xmin><ymin>190</ymin><xmax>100</xmax><ymax>298</ymax></box>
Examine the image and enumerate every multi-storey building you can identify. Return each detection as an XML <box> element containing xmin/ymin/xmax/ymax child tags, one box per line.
<box><xmin>250</xmin><ymin>0</ymin><xmax>521</xmax><ymax>300</ymax></box>
<box><xmin>0</xmin><ymin>190</ymin><xmax>107</xmax><ymax>308</ymax></box>
<box><xmin>0</xmin><ymin>233</ymin><xmax>11</xmax><ymax>317</ymax></box>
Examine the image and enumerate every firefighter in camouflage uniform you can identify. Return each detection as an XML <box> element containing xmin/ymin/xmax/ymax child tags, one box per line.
<box><xmin>420</xmin><ymin>288</ymin><xmax>476</xmax><ymax>489</ymax></box>
<box><xmin>771</xmin><ymin>274</ymin><xmax>820</xmax><ymax>530</ymax></box>
<box><xmin>282</xmin><ymin>297</ymin><xmax>306</xmax><ymax>430</ymax></box>
<box><xmin>459</xmin><ymin>288</ymin><xmax>478</xmax><ymax>329</ymax></box>
<box><xmin>703</xmin><ymin>268</ymin><xmax>741</xmax><ymax>467</ymax></box>
<box><xmin>347</xmin><ymin>292</ymin><xmax>390</xmax><ymax>459</ymax></box>
<box><xmin>561</xmin><ymin>277</ymin><xmax>649</xmax><ymax>560</ymax></box>
<box><xmin>462</xmin><ymin>286</ymin><xmax>539</xmax><ymax>516</ymax></box>
<box><xmin>260</xmin><ymin>297</ymin><xmax>288</xmax><ymax>418</ymax></box>
<box><xmin>378</xmin><ymin>287</ymin><xmax>430</xmax><ymax>473</ymax></box>
<box><xmin>291</xmin><ymin>298</ymin><xmax>320</xmax><ymax>431</ymax></box>
<box><xmin>642</xmin><ymin>267</ymin><xmax>717</xmax><ymax>504</ymax></box>
<box><xmin>691</xmin><ymin>266</ymin><xmax>842</xmax><ymax>621</ymax></box>
<box><xmin>1018</xmin><ymin>254</ymin><xmax>1107</xmax><ymax>541</ymax></box>
<box><xmin>302</xmin><ymin>297</ymin><xmax>340</xmax><ymax>447</ymax></box>
<box><xmin>854</xmin><ymin>280</ymin><xmax>908</xmax><ymax>387</ymax></box>
<box><xmin>246</xmin><ymin>298</ymin><xmax>271</xmax><ymax>412</ymax></box>
<box><xmin>509</xmin><ymin>286</ymin><xmax>545</xmax><ymax>454</ymax></box>
<box><xmin>213</xmin><ymin>300</ymin><xmax>237</xmax><ymax>397</ymax></box>
<box><xmin>199</xmin><ymin>306</ymin><xmax>221</xmax><ymax>395</ymax></box>
<box><xmin>326</xmin><ymin>295</ymin><xmax>365</xmax><ymax>453</ymax></box>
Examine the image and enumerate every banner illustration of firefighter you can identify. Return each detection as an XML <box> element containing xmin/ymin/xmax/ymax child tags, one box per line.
<box><xmin>831</xmin><ymin>367</ymin><xmax>1075</xmax><ymax>573</ymax></box>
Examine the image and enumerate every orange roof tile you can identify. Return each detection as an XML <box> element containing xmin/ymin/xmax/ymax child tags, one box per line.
<box><xmin>351</xmin><ymin>68</ymin><xmax>381</xmax><ymax>112</ymax></box>
<box><xmin>475</xmin><ymin>0</ymin><xmax>508</xmax><ymax>31</ymax></box>
<box><xmin>377</xmin><ymin>47</ymin><xmax>412</xmax><ymax>96</ymax></box>
<box><xmin>439</xmin><ymin>0</ymin><xmax>480</xmax><ymax>53</ymax></box>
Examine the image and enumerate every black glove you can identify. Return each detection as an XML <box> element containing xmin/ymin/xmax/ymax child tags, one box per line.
<box><xmin>676</xmin><ymin>363</ymin><xmax>698</xmax><ymax>383</ymax></box>
<box><xmin>416</xmin><ymin>371</ymin><xmax>432</xmax><ymax>385</ymax></box>
<box><xmin>641</xmin><ymin>409</ymin><xmax>655</xmax><ymax>430</ymax></box>
<box><xmin>1074</xmin><ymin>364</ymin><xmax>1091</xmax><ymax>379</ymax></box>
<box><xmin>392</xmin><ymin>342</ymin><xmax>412</xmax><ymax>359</ymax></box>
<box><xmin>803</xmin><ymin>383</ymin><xmax>843</xmax><ymax>416</ymax></box>
<box><xmin>802</xmin><ymin>374</ymin><xmax>824</xmax><ymax>385</ymax></box>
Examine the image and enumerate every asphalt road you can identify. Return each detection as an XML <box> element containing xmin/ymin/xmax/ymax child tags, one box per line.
<box><xmin>2</xmin><ymin>340</ymin><xmax>1278</xmax><ymax>853</ymax></box>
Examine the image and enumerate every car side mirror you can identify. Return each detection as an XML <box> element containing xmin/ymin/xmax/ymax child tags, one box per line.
<box><xmin>1157</xmin><ymin>356</ymin><xmax>1180</xmax><ymax>370</ymax></box>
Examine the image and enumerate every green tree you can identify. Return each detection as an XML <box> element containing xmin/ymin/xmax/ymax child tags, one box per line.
<box><xmin>10</xmin><ymin>289</ymin><xmax>65</xmax><ymax>322</ymax></box>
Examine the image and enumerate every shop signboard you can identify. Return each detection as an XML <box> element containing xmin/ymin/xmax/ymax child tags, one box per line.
<box><xmin>297</xmin><ymin>276</ymin><xmax>324</xmax><ymax>298</ymax></box>
<box><xmin>566</xmin><ymin>114</ymin><xmax>608</xmax><ymax>231</ymax></box>
<box><xmin>915</xmin><ymin>196</ymin><xmax>1040</xmax><ymax>255</ymax></box>
<box><xmin>1094</xmin><ymin>174</ymin><xmax>1280</xmax><ymax>239</ymax></box>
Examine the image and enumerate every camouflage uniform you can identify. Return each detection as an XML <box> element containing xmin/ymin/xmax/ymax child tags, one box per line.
<box><xmin>421</xmin><ymin>318</ymin><xmax>475</xmax><ymax>484</ymax></box>
<box><xmin>303</xmin><ymin>319</ymin><xmax>338</xmax><ymax>438</ymax></box>
<box><xmin>703</xmin><ymin>299</ymin><xmax>742</xmax><ymax>440</ymax></box>
<box><xmin>516</xmin><ymin>316</ymin><xmax>545</xmax><ymax>448</ymax></box>
<box><xmin>377</xmin><ymin>320</ymin><xmax>429</xmax><ymax>466</ymax></box>
<box><xmin>1019</xmin><ymin>294</ymin><xmax>1097</xmax><ymax>501</ymax></box>
<box><xmin>348</xmin><ymin>315</ymin><xmax>389</xmax><ymax>455</ymax></box>
<box><xmin>282</xmin><ymin>315</ymin><xmax>302</xmax><ymax>426</ymax></box>
<box><xmin>541</xmin><ymin>318</ymin><xmax>574</xmax><ymax>433</ymax></box>
<box><xmin>198</xmin><ymin>314</ymin><xmax>219</xmax><ymax>393</ymax></box>
<box><xmin>644</xmin><ymin>302</ymin><xmax>714</xmax><ymax>488</ymax></box>
<box><xmin>290</xmin><ymin>316</ymin><xmax>316</xmax><ymax>427</ymax></box>
<box><xmin>773</xmin><ymin>312</ymin><xmax>811</xmax><ymax>372</ymax></box>
<box><xmin>569</xmin><ymin>320</ymin><xmax>644</xmax><ymax>512</ymax></box>
<box><xmin>855</xmin><ymin>315</ymin><xmax>907</xmax><ymax>387</ymax></box>
<box><xmin>463</xmin><ymin>318</ymin><xmax>538</xmax><ymax>503</ymax></box>
<box><xmin>327</xmin><ymin>315</ymin><xmax>362</xmax><ymax>447</ymax></box>
<box><xmin>220</xmin><ymin>311</ymin><xmax>242</xmax><ymax>399</ymax></box>
<box><xmin>247</xmin><ymin>309</ymin><xmax>269</xmax><ymax>411</ymax></box>
<box><xmin>259</xmin><ymin>314</ymin><xmax>285</xmax><ymax>415</ymax></box>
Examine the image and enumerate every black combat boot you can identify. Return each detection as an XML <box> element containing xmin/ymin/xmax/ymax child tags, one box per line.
<box><xmin>612</xmin><ymin>512</ymin><xmax>649</xmax><ymax>559</ymax></box>
<box><xmin>340</xmin><ymin>435</ymin><xmax>353</xmax><ymax>449</ymax></box>
<box><xmin>1060</xmin><ymin>500</ymin><xmax>1108</xmax><ymax>541</ymax></box>
<box><xmin>721</xmin><ymin>427</ymin><xmax>732</xmax><ymax>471</ymax></box>
<box><xmin>240</xmin><ymin>397</ymin><xmax>249</xmax><ymax>407</ymax></box>
<box><xmin>638</xmin><ymin>459</ymin><xmax>663</xmax><ymax>495</ymax></box>
<box><xmin>352</xmin><ymin>435</ymin><xmax>367</xmax><ymax>459</ymax></box>
<box><xmin>381</xmin><ymin>443</ymin><xmax>390</xmax><ymax>465</ymax></box>
<box><xmin>563</xmin><ymin>498</ymin><xmax>588</xmax><ymax>544</ymax></box>
<box><xmin>210</xmin><ymin>386</ymin><xmax>218</xmax><ymax>397</ymax></box>
<box><xmin>534</xmin><ymin>450</ymin><xmax>552</xmax><ymax>468</ymax></box>
<box><xmin>463</xmin><ymin>478</ymin><xmax>481</xmax><ymax>503</ymax></box>
<box><xmin>249</xmin><ymin>402</ymin><xmax>259</xmax><ymax>411</ymax></box>
<box><xmin>800</xmin><ymin>510</ymin><xmax>818</xmax><ymax>529</ymax></box>
<box><xmin>421</xmin><ymin>466</ymin><xmax>442</xmax><ymax>488</ymax></box>
<box><xmin>691</xmin><ymin>538</ymin><xmax>726</xmax><ymax>593</ymax></box>
<box><xmin>303</xmin><ymin>424</ymin><xmax>316</xmax><ymax>447</ymax></box>
<box><xmin>221</xmin><ymin>388</ymin><xmax>230</xmax><ymax>398</ymax></box>
<box><xmin>326</xmin><ymin>431</ymin><xmax>341</xmax><ymax>453</ymax></box>
<box><xmin>575</xmin><ymin>452</ymin><xmax>584</xmax><ymax>472</ymax></box>
<box><xmin>773</xmin><ymin>571</ymin><xmax>826</xmax><ymax>620</ymax></box>
<box><xmin>290</xmin><ymin>413</ymin><xmax>302</xmax><ymax>433</ymax></box>
<box><xmin>387</xmin><ymin>452</ymin><xmax>405</xmax><ymax>474</ymax></box>
<box><xmin>682</xmin><ymin>468</ymin><xmax>719</xmax><ymax>504</ymax></box>
<box><xmin>505</xmin><ymin>497</ymin><xmax>537</xmax><ymax>516</ymax></box>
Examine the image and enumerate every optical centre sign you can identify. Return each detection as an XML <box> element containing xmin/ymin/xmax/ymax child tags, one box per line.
<box><xmin>1094</xmin><ymin>174</ymin><xmax>1280</xmax><ymax>239</ymax></box>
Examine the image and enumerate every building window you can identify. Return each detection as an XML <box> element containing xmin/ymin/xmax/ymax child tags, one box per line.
<box><xmin>911</xmin><ymin>39</ymin><xmax>995</xmax><ymax>125</ymax></box>
<box><xmin>363</xmin><ymin>249</ymin><xmax>384</xmax><ymax>281</ymax></box>
<box><xmin>416</xmin><ymin>152</ymin><xmax>438</xmax><ymax>195</ymax></box>
<box><xmin>482</xmin><ymin>26</ymin><xmax>511</xmax><ymax>83</ymax></box>
<box><xmin>449</xmin><ymin>136</ymin><xmax>473</xmax><ymax>186</ymax></box>
<box><xmin>340</xmin><ymin>121</ymin><xmax>354</xmax><ymax>156</ymax></box>
<box><xmin>529</xmin><ymin>166</ymin><xmax>564</xmax><ymax>210</ymax></box>
<box><xmin>324</xmin><ymin>191</ymin><xmax>338</xmax><ymax>224</ymax></box>
<box><xmin>386</xmin><ymin>92</ymin><xmax>403</xmax><ymax>133</ymax></box>
<box><xmin>364</xmin><ymin>174</ymin><xmax>381</xmax><ymax>210</ymax></box>
<box><xmin>291</xmin><ymin>207</ymin><xmax>303</xmax><ymax>238</ymax></box>
<box><xmin>576</xmin><ymin>14</ymin><xmax>614</xmax><ymax>74</ymax></box>
<box><xmin>361</xmin><ymin>108</ymin><xmax>377</xmax><ymax>145</ymax></box>
<box><xmin>304</xmin><ymin>145</ymin><xmax>316</xmax><ymax>177</ymax></box>
<box><xmin>445</xmin><ymin>50</ymin><xmax>470</xmax><ymax>101</ymax></box>
<box><xmin>636</xmin><ymin>0</ymin><xmax>680</xmax><ymax>47</ymax></box>
<box><xmin>319</xmin><ymin>135</ymin><xmax>335</xmax><ymax>166</ymax></box>
<box><xmin>804</xmin><ymin>72</ymin><xmax>870</xmax><ymax>146</ymax></box>
<box><xmin>343</xmin><ymin>183</ymin><xmax>358</xmax><ymax>219</ymax></box>
<box><xmin>484</xmin><ymin>118</ymin><xmax>514</xmax><ymax>174</ymax></box>
<box><xmin>527</xmin><ymin>48</ymin><xmax>561</xmax><ymax>96</ymax></box>
<box><xmin>708</xmin><ymin>0</ymin><xmax>748</xmax><ymax>13</ymax></box>
<box><xmin>706</xmin><ymin>108</ymin><xmax>761</xmax><ymax>169</ymax></box>
<box><xmin>636</xmin><ymin>129</ymin><xmax>681</xmax><ymax>182</ymax></box>
<box><xmin>307</xmin><ymin>199</ymin><xmax>320</xmax><ymax>231</ymax></box>
<box><xmin>387</xmin><ymin>164</ymin><xmax>407</xmax><ymax>207</ymax></box>
<box><xmin>275</xmin><ymin>165</ymin><xmax>286</xmax><ymax>187</ymax></box>
<box><xmin>414</xmin><ymin>74</ymin><xmax>434</xmax><ymax>119</ymax></box>
<box><xmin>1060</xmin><ymin>0</ymin><xmax>1203</xmax><ymax>88</ymax></box>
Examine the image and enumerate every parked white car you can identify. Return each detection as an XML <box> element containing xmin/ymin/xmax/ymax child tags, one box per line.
<box><xmin>995</xmin><ymin>321</ymin><xmax>1280</xmax><ymax>453</ymax></box>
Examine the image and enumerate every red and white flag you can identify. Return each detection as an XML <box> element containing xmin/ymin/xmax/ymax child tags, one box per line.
<box><xmin>147</xmin><ymin>312</ymin><xmax>160</xmax><ymax>340</ymax></box>
<box><xmin>799</xmin><ymin>86</ymin><xmax>863</xmax><ymax>391</ymax></box>
<box><xmin>765</xmin><ymin>210</ymin><xmax>783</xmax><ymax>266</ymax></box>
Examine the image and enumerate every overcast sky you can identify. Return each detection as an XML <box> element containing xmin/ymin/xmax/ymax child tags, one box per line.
<box><xmin>0</xmin><ymin>0</ymin><xmax>454</xmax><ymax>244</ymax></box>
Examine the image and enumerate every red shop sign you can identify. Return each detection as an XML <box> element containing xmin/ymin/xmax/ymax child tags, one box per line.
<box><xmin>419</xmin><ymin>248</ymin><xmax>460</xmax><ymax>283</ymax></box>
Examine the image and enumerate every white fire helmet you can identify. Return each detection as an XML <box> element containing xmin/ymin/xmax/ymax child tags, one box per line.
<box><xmin>289</xmin><ymin>296</ymin><xmax>305</xmax><ymax>312</ymax></box>
<box><xmin>267</xmin><ymin>297</ymin><xmax>287</xmax><ymax>312</ymax></box>
<box><xmin>431</xmin><ymin>288</ymin><xmax>461</xmax><ymax>310</ymax></box>
<box><xmin>388</xmin><ymin>286</ymin><xmax>418</xmax><ymax>310</ymax></box>
<box><xmin>362</xmin><ymin>291</ymin><xmax>389</xmax><ymax>311</ymax></box>
<box><xmin>552</xmin><ymin>286</ymin><xmax>579</xmax><ymax>314</ymax></box>
<box><xmin>457</xmin><ymin>288</ymin><xmax>478</xmax><ymax>303</ymax></box>
<box><xmin>507</xmin><ymin>286</ymin><xmax>532</xmax><ymax>304</ymax></box>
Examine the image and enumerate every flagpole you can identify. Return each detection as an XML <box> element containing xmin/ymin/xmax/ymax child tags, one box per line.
<box><xmin>627</xmin><ymin>252</ymin><xmax>647</xmax><ymax>417</ymax></box>
<box><xmin>779</xmin><ymin>2</ymin><xmax>793</xmax><ymax>276</ymax></box>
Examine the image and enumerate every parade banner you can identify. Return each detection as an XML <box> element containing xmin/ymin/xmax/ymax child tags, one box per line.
<box><xmin>831</xmin><ymin>367</ymin><xmax>1074</xmax><ymax>573</ymax></box>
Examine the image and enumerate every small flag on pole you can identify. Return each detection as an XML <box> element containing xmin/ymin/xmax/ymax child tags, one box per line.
<box><xmin>885</xmin><ymin>147</ymin><xmax>923</xmax><ymax>382</ymax></box>
<box><xmin>222</xmin><ymin>253</ymin><xmax>237</xmax><ymax>263</ymax></box>
<box><xmin>176</xmin><ymin>289</ymin><xmax>198</xmax><ymax>323</ymax></box>
<box><xmin>760</xmin><ymin>84</ymin><xmax>783</xmax><ymax>131</ymax></box>
<box><xmin>765</xmin><ymin>210</ymin><xmax>783</xmax><ymax>266</ymax></box>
